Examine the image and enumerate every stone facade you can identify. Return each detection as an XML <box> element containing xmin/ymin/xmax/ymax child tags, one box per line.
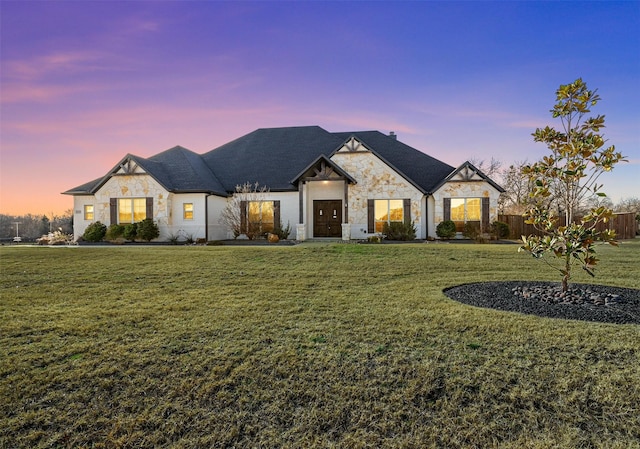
<box><xmin>332</xmin><ymin>148</ymin><xmax>423</xmax><ymax>239</ymax></box>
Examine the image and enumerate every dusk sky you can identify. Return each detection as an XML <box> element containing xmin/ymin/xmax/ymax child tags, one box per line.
<box><xmin>1</xmin><ymin>1</ymin><xmax>638</xmax><ymax>216</ymax></box>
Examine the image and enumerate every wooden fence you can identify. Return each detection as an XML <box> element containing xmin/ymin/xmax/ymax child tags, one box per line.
<box><xmin>497</xmin><ymin>212</ymin><xmax>638</xmax><ymax>240</ymax></box>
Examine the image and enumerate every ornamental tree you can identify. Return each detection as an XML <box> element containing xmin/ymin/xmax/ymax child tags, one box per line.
<box><xmin>519</xmin><ymin>78</ymin><xmax>626</xmax><ymax>292</ymax></box>
<box><xmin>219</xmin><ymin>182</ymin><xmax>270</xmax><ymax>239</ymax></box>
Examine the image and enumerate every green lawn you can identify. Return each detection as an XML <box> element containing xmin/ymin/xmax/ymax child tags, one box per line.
<box><xmin>1</xmin><ymin>240</ymin><xmax>639</xmax><ymax>448</ymax></box>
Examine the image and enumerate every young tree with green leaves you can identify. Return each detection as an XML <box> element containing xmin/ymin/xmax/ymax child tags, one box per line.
<box><xmin>519</xmin><ymin>78</ymin><xmax>626</xmax><ymax>292</ymax></box>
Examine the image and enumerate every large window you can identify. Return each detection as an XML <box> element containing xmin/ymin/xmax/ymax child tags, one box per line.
<box><xmin>451</xmin><ymin>198</ymin><xmax>481</xmax><ymax>231</ymax></box>
<box><xmin>84</xmin><ymin>204</ymin><xmax>94</xmax><ymax>221</ymax></box>
<box><xmin>248</xmin><ymin>201</ymin><xmax>274</xmax><ymax>234</ymax></box>
<box><xmin>374</xmin><ymin>199</ymin><xmax>404</xmax><ymax>232</ymax></box>
<box><xmin>183</xmin><ymin>203</ymin><xmax>194</xmax><ymax>220</ymax></box>
<box><xmin>118</xmin><ymin>198</ymin><xmax>147</xmax><ymax>224</ymax></box>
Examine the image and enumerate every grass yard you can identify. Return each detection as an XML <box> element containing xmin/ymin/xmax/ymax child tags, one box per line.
<box><xmin>1</xmin><ymin>240</ymin><xmax>639</xmax><ymax>448</ymax></box>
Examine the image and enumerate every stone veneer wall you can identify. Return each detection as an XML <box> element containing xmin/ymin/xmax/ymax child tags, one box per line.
<box><xmin>432</xmin><ymin>181</ymin><xmax>502</xmax><ymax>228</ymax></box>
<box><xmin>331</xmin><ymin>151</ymin><xmax>423</xmax><ymax>238</ymax></box>
<box><xmin>94</xmin><ymin>175</ymin><xmax>171</xmax><ymax>237</ymax></box>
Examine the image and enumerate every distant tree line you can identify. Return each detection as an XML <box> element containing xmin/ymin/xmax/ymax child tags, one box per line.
<box><xmin>469</xmin><ymin>157</ymin><xmax>639</xmax><ymax>221</ymax></box>
<box><xmin>0</xmin><ymin>211</ymin><xmax>73</xmax><ymax>241</ymax></box>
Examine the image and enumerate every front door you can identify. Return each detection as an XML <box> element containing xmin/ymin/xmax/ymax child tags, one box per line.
<box><xmin>313</xmin><ymin>200</ymin><xmax>342</xmax><ymax>238</ymax></box>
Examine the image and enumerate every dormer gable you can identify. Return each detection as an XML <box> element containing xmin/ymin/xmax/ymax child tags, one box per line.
<box><xmin>433</xmin><ymin>161</ymin><xmax>505</xmax><ymax>193</ymax></box>
<box><xmin>114</xmin><ymin>157</ymin><xmax>146</xmax><ymax>175</ymax></box>
<box><xmin>450</xmin><ymin>162</ymin><xmax>485</xmax><ymax>182</ymax></box>
<box><xmin>334</xmin><ymin>136</ymin><xmax>373</xmax><ymax>154</ymax></box>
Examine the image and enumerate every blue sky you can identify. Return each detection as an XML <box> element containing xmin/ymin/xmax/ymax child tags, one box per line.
<box><xmin>1</xmin><ymin>1</ymin><xmax>638</xmax><ymax>215</ymax></box>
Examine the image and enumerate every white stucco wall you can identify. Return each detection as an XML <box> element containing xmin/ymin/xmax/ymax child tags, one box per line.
<box><xmin>331</xmin><ymin>151</ymin><xmax>424</xmax><ymax>239</ymax></box>
<box><xmin>168</xmin><ymin>193</ymin><xmax>208</xmax><ymax>241</ymax></box>
<box><xmin>207</xmin><ymin>195</ymin><xmax>229</xmax><ymax>241</ymax></box>
<box><xmin>211</xmin><ymin>191</ymin><xmax>300</xmax><ymax>240</ymax></box>
<box><xmin>274</xmin><ymin>191</ymin><xmax>300</xmax><ymax>239</ymax></box>
<box><xmin>72</xmin><ymin>196</ymin><xmax>98</xmax><ymax>240</ymax></box>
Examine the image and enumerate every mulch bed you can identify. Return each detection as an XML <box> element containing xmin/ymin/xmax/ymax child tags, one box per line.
<box><xmin>444</xmin><ymin>281</ymin><xmax>640</xmax><ymax>324</ymax></box>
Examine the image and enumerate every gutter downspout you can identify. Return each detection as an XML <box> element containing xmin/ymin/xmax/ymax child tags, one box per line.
<box><xmin>205</xmin><ymin>193</ymin><xmax>212</xmax><ymax>242</ymax></box>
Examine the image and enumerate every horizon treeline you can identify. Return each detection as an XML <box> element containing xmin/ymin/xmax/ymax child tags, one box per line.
<box><xmin>0</xmin><ymin>211</ymin><xmax>73</xmax><ymax>241</ymax></box>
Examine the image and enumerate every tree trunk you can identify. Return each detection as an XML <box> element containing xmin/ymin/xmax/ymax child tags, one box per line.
<box><xmin>562</xmin><ymin>256</ymin><xmax>571</xmax><ymax>293</ymax></box>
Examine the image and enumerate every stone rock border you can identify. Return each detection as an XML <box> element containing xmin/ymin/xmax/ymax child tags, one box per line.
<box><xmin>443</xmin><ymin>281</ymin><xmax>640</xmax><ymax>325</ymax></box>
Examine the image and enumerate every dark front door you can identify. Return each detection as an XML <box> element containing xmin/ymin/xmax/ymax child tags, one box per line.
<box><xmin>313</xmin><ymin>200</ymin><xmax>342</xmax><ymax>238</ymax></box>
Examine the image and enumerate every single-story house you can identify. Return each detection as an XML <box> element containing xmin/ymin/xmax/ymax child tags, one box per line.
<box><xmin>64</xmin><ymin>126</ymin><xmax>504</xmax><ymax>241</ymax></box>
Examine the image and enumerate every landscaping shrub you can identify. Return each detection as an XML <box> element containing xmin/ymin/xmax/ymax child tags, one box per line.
<box><xmin>462</xmin><ymin>221</ymin><xmax>482</xmax><ymax>241</ymax></box>
<box><xmin>274</xmin><ymin>221</ymin><xmax>292</xmax><ymax>240</ymax></box>
<box><xmin>436</xmin><ymin>220</ymin><xmax>456</xmax><ymax>239</ymax></box>
<box><xmin>382</xmin><ymin>221</ymin><xmax>416</xmax><ymax>241</ymax></box>
<box><xmin>105</xmin><ymin>224</ymin><xmax>125</xmax><ymax>241</ymax></box>
<box><xmin>123</xmin><ymin>223</ymin><xmax>138</xmax><ymax>241</ymax></box>
<box><xmin>490</xmin><ymin>220</ymin><xmax>510</xmax><ymax>239</ymax></box>
<box><xmin>82</xmin><ymin>221</ymin><xmax>106</xmax><ymax>242</ymax></box>
<box><xmin>136</xmin><ymin>218</ymin><xmax>160</xmax><ymax>242</ymax></box>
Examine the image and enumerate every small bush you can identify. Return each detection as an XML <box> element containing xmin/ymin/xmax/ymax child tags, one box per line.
<box><xmin>274</xmin><ymin>221</ymin><xmax>292</xmax><ymax>240</ymax></box>
<box><xmin>436</xmin><ymin>220</ymin><xmax>456</xmax><ymax>239</ymax></box>
<box><xmin>382</xmin><ymin>221</ymin><xmax>416</xmax><ymax>241</ymax></box>
<box><xmin>82</xmin><ymin>221</ymin><xmax>107</xmax><ymax>242</ymax></box>
<box><xmin>490</xmin><ymin>221</ymin><xmax>510</xmax><ymax>240</ymax></box>
<box><xmin>105</xmin><ymin>224</ymin><xmax>125</xmax><ymax>241</ymax></box>
<box><xmin>123</xmin><ymin>223</ymin><xmax>138</xmax><ymax>241</ymax></box>
<box><xmin>167</xmin><ymin>233</ymin><xmax>180</xmax><ymax>245</ymax></box>
<box><xmin>136</xmin><ymin>218</ymin><xmax>160</xmax><ymax>242</ymax></box>
<box><xmin>462</xmin><ymin>222</ymin><xmax>481</xmax><ymax>240</ymax></box>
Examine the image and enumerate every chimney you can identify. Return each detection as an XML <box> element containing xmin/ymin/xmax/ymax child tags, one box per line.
<box><xmin>389</xmin><ymin>131</ymin><xmax>397</xmax><ymax>140</ymax></box>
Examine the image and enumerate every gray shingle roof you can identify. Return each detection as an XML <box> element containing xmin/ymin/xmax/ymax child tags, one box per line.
<box><xmin>202</xmin><ymin>126</ymin><xmax>343</xmax><ymax>191</ymax></box>
<box><xmin>64</xmin><ymin>146</ymin><xmax>226</xmax><ymax>195</ymax></box>
<box><xmin>64</xmin><ymin>126</ymin><xmax>470</xmax><ymax>196</ymax></box>
<box><xmin>146</xmin><ymin>146</ymin><xmax>226</xmax><ymax>195</ymax></box>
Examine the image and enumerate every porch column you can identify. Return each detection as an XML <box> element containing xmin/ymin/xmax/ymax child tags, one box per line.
<box><xmin>341</xmin><ymin>223</ymin><xmax>351</xmax><ymax>241</ymax></box>
<box><xmin>296</xmin><ymin>224</ymin><xmax>306</xmax><ymax>241</ymax></box>
<box><xmin>299</xmin><ymin>181</ymin><xmax>304</xmax><ymax>224</ymax></box>
<box><xmin>343</xmin><ymin>181</ymin><xmax>349</xmax><ymax>223</ymax></box>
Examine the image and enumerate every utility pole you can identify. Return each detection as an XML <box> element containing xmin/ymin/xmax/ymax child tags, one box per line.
<box><xmin>13</xmin><ymin>222</ymin><xmax>22</xmax><ymax>241</ymax></box>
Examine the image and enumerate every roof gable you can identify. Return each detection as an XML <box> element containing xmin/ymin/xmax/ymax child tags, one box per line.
<box><xmin>291</xmin><ymin>154</ymin><xmax>357</xmax><ymax>185</ymax></box>
<box><xmin>432</xmin><ymin>161</ymin><xmax>505</xmax><ymax>193</ymax></box>
<box><xmin>64</xmin><ymin>147</ymin><xmax>227</xmax><ymax>196</ymax></box>
<box><xmin>331</xmin><ymin>131</ymin><xmax>455</xmax><ymax>194</ymax></box>
<box><xmin>334</xmin><ymin>136</ymin><xmax>374</xmax><ymax>154</ymax></box>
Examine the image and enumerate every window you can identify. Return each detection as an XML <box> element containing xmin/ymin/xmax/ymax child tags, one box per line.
<box><xmin>248</xmin><ymin>201</ymin><xmax>274</xmax><ymax>234</ymax></box>
<box><xmin>374</xmin><ymin>199</ymin><xmax>404</xmax><ymax>232</ymax></box>
<box><xmin>183</xmin><ymin>203</ymin><xmax>194</xmax><ymax>220</ymax></box>
<box><xmin>451</xmin><ymin>198</ymin><xmax>481</xmax><ymax>231</ymax></box>
<box><xmin>84</xmin><ymin>205</ymin><xmax>94</xmax><ymax>221</ymax></box>
<box><xmin>118</xmin><ymin>198</ymin><xmax>147</xmax><ymax>224</ymax></box>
